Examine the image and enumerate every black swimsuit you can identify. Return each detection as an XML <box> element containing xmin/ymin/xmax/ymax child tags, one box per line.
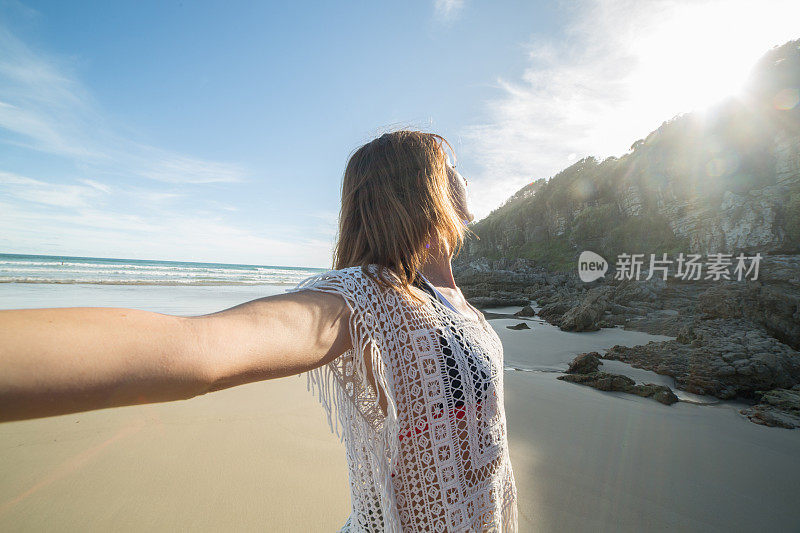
<box><xmin>392</xmin><ymin>276</ymin><xmax>493</xmax><ymax>448</ymax></box>
<box><xmin>411</xmin><ymin>275</ymin><xmax>491</xmax><ymax>408</ymax></box>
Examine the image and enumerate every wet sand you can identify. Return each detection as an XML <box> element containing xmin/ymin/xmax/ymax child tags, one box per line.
<box><xmin>495</xmin><ymin>311</ymin><xmax>800</xmax><ymax>531</ymax></box>
<box><xmin>1</xmin><ymin>284</ymin><xmax>799</xmax><ymax>531</ymax></box>
<box><xmin>504</xmin><ymin>368</ymin><xmax>800</xmax><ymax>532</ymax></box>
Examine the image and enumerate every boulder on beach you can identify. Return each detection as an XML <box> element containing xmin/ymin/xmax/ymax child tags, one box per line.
<box><xmin>557</xmin><ymin>371</ymin><xmax>679</xmax><ymax>405</ymax></box>
<box><xmin>514</xmin><ymin>305</ymin><xmax>536</xmax><ymax>317</ymax></box>
<box><xmin>565</xmin><ymin>351</ymin><xmax>601</xmax><ymax>374</ymax></box>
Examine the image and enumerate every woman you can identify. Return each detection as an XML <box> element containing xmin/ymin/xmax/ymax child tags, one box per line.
<box><xmin>0</xmin><ymin>130</ymin><xmax>518</xmax><ymax>532</ymax></box>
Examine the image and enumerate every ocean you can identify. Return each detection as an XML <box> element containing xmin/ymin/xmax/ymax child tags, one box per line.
<box><xmin>0</xmin><ymin>253</ymin><xmax>328</xmax><ymax>315</ymax></box>
<box><xmin>0</xmin><ymin>253</ymin><xmax>327</xmax><ymax>286</ymax></box>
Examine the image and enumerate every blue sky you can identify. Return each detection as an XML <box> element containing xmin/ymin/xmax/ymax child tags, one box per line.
<box><xmin>1</xmin><ymin>0</ymin><xmax>797</xmax><ymax>268</ymax></box>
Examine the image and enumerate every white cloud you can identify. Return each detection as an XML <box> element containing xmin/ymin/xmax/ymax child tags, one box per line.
<box><xmin>434</xmin><ymin>0</ymin><xmax>465</xmax><ymax>21</ymax></box>
<box><xmin>463</xmin><ymin>0</ymin><xmax>800</xmax><ymax>219</ymax></box>
<box><xmin>138</xmin><ymin>152</ymin><xmax>245</xmax><ymax>184</ymax></box>
<box><xmin>309</xmin><ymin>210</ymin><xmax>339</xmax><ymax>222</ymax></box>
<box><xmin>0</xmin><ymin>171</ymin><xmax>108</xmax><ymax>208</ymax></box>
<box><xmin>78</xmin><ymin>178</ymin><xmax>112</xmax><ymax>193</ymax></box>
<box><xmin>0</xmin><ymin>24</ymin><xmax>245</xmax><ymax>184</ymax></box>
<box><xmin>126</xmin><ymin>189</ymin><xmax>183</xmax><ymax>205</ymax></box>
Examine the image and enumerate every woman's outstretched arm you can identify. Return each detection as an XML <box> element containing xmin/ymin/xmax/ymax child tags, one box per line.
<box><xmin>0</xmin><ymin>290</ymin><xmax>351</xmax><ymax>423</ymax></box>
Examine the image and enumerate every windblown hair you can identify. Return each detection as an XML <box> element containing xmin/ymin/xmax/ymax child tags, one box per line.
<box><xmin>333</xmin><ymin>130</ymin><xmax>475</xmax><ymax>305</ymax></box>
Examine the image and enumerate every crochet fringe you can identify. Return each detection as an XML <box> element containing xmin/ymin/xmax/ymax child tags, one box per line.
<box><xmin>291</xmin><ymin>272</ymin><xmax>403</xmax><ymax>533</ymax></box>
<box><xmin>302</xmin><ymin>356</ymin><xmax>402</xmax><ymax>533</ymax></box>
<box><xmin>501</xmin><ymin>474</ymin><xmax>519</xmax><ymax>532</ymax></box>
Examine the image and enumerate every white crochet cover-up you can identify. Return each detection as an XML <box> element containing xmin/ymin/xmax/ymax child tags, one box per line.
<box><xmin>285</xmin><ymin>264</ymin><xmax>518</xmax><ymax>532</ymax></box>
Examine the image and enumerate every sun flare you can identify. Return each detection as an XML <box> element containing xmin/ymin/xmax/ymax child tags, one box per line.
<box><xmin>628</xmin><ymin>1</ymin><xmax>799</xmax><ymax>117</ymax></box>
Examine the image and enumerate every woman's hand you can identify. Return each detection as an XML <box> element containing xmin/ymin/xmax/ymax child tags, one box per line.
<box><xmin>0</xmin><ymin>290</ymin><xmax>351</xmax><ymax>422</ymax></box>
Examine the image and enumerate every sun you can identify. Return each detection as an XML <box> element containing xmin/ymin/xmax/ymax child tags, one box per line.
<box><xmin>628</xmin><ymin>0</ymin><xmax>800</xmax><ymax>114</ymax></box>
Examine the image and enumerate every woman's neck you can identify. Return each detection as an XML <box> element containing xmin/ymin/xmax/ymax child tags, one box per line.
<box><xmin>418</xmin><ymin>240</ymin><xmax>456</xmax><ymax>290</ymax></box>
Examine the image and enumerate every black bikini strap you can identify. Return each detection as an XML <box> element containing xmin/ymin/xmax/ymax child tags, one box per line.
<box><xmin>412</xmin><ymin>273</ymin><xmax>437</xmax><ymax>299</ymax></box>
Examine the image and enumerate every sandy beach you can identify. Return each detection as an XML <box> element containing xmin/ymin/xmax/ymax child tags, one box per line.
<box><xmin>2</xmin><ymin>284</ymin><xmax>800</xmax><ymax>531</ymax></box>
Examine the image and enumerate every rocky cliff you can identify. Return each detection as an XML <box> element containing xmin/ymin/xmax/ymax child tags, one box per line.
<box><xmin>457</xmin><ymin>39</ymin><xmax>800</xmax><ymax>272</ymax></box>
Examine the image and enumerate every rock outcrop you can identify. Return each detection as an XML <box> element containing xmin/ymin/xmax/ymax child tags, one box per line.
<box><xmin>557</xmin><ymin>287</ymin><xmax>611</xmax><ymax>332</ymax></box>
<box><xmin>696</xmin><ymin>259</ymin><xmax>800</xmax><ymax>350</ymax></box>
<box><xmin>739</xmin><ymin>386</ymin><xmax>800</xmax><ymax>429</ymax></box>
<box><xmin>603</xmin><ymin>318</ymin><xmax>800</xmax><ymax>399</ymax></box>
<box><xmin>557</xmin><ymin>352</ymin><xmax>679</xmax><ymax>405</ymax></box>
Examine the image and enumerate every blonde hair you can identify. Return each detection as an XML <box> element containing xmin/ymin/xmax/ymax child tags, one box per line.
<box><xmin>333</xmin><ymin>130</ymin><xmax>475</xmax><ymax>305</ymax></box>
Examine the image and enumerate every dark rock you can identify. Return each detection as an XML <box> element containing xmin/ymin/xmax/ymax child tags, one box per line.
<box><xmin>622</xmin><ymin>311</ymin><xmax>692</xmax><ymax>336</ymax></box>
<box><xmin>481</xmin><ymin>311</ymin><xmax>517</xmax><ymax>320</ymax></box>
<box><xmin>514</xmin><ymin>305</ymin><xmax>536</xmax><ymax>317</ymax></box>
<box><xmin>534</xmin><ymin>277</ymin><xmax>677</xmax><ymax>332</ymax></box>
<box><xmin>697</xmin><ymin>284</ymin><xmax>747</xmax><ymax>318</ymax></box>
<box><xmin>557</xmin><ymin>370</ymin><xmax>678</xmax><ymax>405</ymax></box>
<box><xmin>506</xmin><ymin>322</ymin><xmax>531</xmax><ymax>330</ymax></box>
<box><xmin>604</xmin><ymin>317</ymin><xmax>800</xmax><ymax>400</ymax></box>
<box><xmin>468</xmin><ymin>296</ymin><xmax>531</xmax><ymax>308</ymax></box>
<box><xmin>559</xmin><ymin>286</ymin><xmax>613</xmax><ymax>331</ymax></box>
<box><xmin>739</xmin><ymin>388</ymin><xmax>800</xmax><ymax>428</ymax></box>
<box><xmin>613</xmin><ymin>278</ymin><xmax>666</xmax><ymax>305</ymax></box>
<box><xmin>558</xmin><ymin>371</ymin><xmax>635</xmax><ymax>391</ymax></box>
<box><xmin>537</xmin><ymin>301</ymin><xmax>575</xmax><ymax>325</ymax></box>
<box><xmin>454</xmin><ymin>261</ymin><xmax>550</xmax><ymax>301</ymax></box>
<box><xmin>565</xmin><ymin>352</ymin><xmax>601</xmax><ymax>374</ymax></box>
<box><xmin>633</xmin><ymin>384</ymin><xmax>680</xmax><ymax>405</ymax></box>
<box><xmin>697</xmin><ymin>274</ymin><xmax>800</xmax><ymax>351</ymax></box>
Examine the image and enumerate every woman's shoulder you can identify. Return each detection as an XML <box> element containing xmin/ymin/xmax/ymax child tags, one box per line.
<box><xmin>293</xmin><ymin>264</ymin><xmax>393</xmax><ymax>294</ymax></box>
<box><xmin>320</xmin><ymin>264</ymin><xmax>400</xmax><ymax>283</ymax></box>
<box><xmin>294</xmin><ymin>265</ymin><xmax>427</xmax><ymax>311</ymax></box>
